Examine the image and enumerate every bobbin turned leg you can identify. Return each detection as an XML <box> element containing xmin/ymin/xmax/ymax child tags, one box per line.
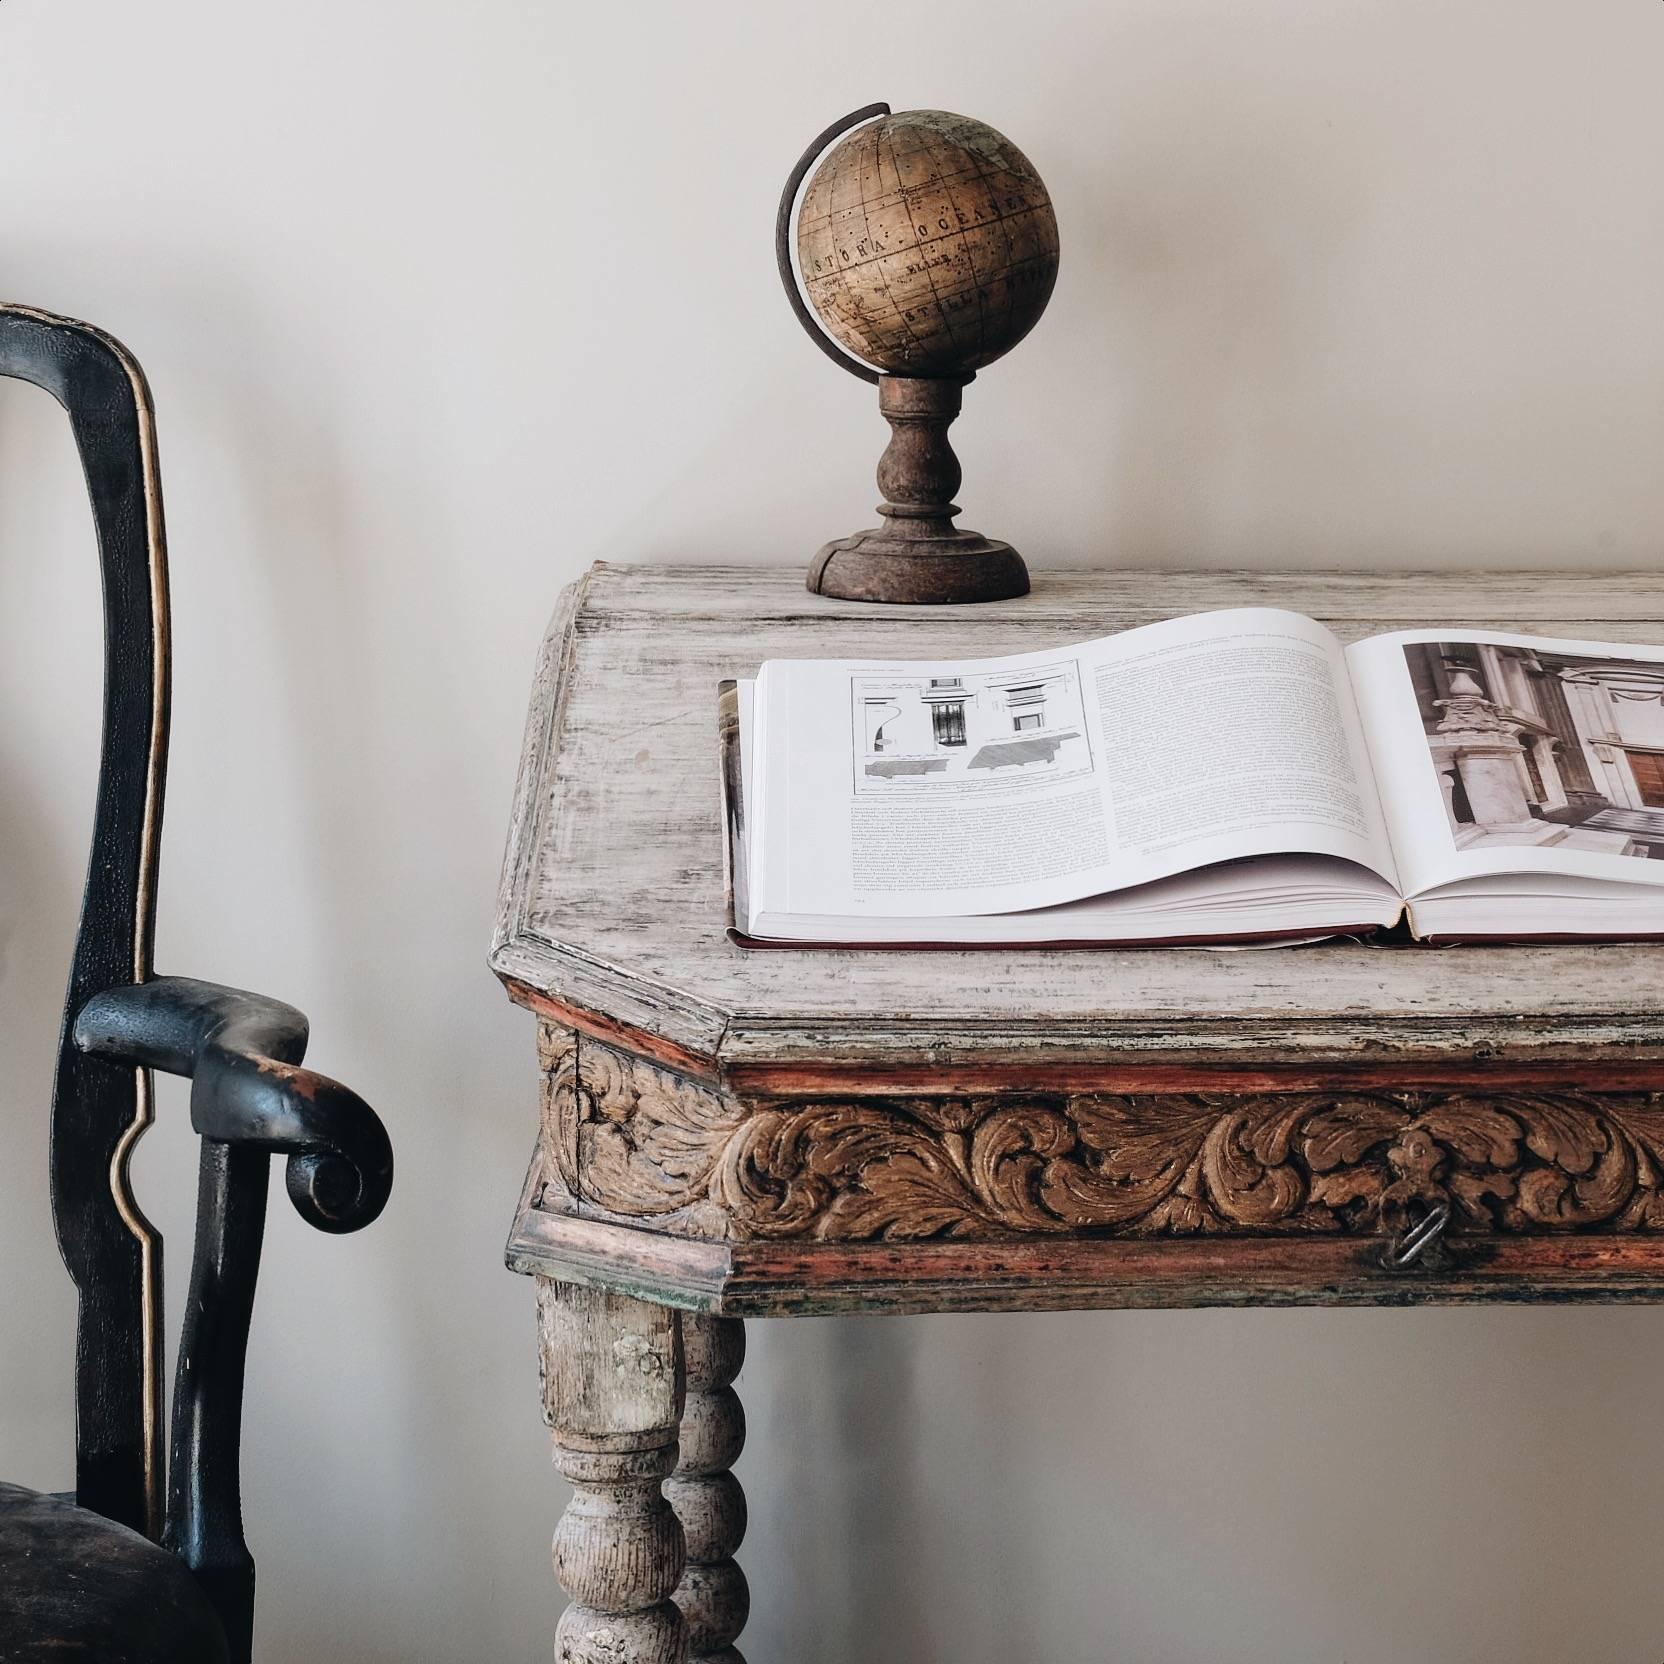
<box><xmin>666</xmin><ymin>1316</ymin><xmax>749</xmax><ymax>1663</ymax></box>
<box><xmin>537</xmin><ymin>1279</ymin><xmax>688</xmax><ymax>1664</ymax></box>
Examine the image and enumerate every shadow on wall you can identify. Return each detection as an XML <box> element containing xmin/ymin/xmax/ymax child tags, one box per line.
<box><xmin>0</xmin><ymin>755</ymin><xmax>82</xmax><ymax>1477</ymax></box>
<box><xmin>746</xmin><ymin>1316</ymin><xmax>933</xmax><ymax>1663</ymax></box>
<box><xmin>746</xmin><ymin>1313</ymin><xmax>1043</xmax><ymax>1663</ymax></box>
<box><xmin>747</xmin><ymin>1303</ymin><xmax>1664</xmax><ymax>1664</ymax></box>
<box><xmin>0</xmin><ymin>382</ymin><xmax>102</xmax><ymax>1478</ymax></box>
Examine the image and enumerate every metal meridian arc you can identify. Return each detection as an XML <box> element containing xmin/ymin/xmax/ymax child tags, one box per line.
<box><xmin>775</xmin><ymin>101</ymin><xmax>891</xmax><ymax>386</ymax></box>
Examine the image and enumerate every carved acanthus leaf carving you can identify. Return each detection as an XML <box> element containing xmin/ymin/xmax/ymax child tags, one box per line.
<box><xmin>539</xmin><ymin>1027</ymin><xmax>1664</xmax><ymax>1245</ymax></box>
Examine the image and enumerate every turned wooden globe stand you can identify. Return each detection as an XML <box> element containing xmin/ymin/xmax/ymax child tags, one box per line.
<box><xmin>806</xmin><ymin>375</ymin><xmax>1029</xmax><ymax>604</ymax></box>
<box><xmin>778</xmin><ymin>102</ymin><xmax>1058</xmax><ymax>606</ymax></box>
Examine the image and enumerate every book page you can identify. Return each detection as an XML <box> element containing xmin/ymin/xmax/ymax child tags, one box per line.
<box><xmin>750</xmin><ymin>608</ymin><xmax>1397</xmax><ymax>921</ymax></box>
<box><xmin>1348</xmin><ymin>628</ymin><xmax>1664</xmax><ymax>897</ymax></box>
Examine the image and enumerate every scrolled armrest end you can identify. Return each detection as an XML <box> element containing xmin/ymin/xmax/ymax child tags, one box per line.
<box><xmin>73</xmin><ymin>975</ymin><xmax>393</xmax><ymax>1234</ymax></box>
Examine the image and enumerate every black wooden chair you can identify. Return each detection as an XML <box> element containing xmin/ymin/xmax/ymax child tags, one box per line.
<box><xmin>0</xmin><ymin>304</ymin><xmax>394</xmax><ymax>1663</ymax></box>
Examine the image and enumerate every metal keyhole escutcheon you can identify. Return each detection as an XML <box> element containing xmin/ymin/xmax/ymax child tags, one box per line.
<box><xmin>1381</xmin><ymin>1200</ymin><xmax>1453</xmax><ymax>1272</ymax></box>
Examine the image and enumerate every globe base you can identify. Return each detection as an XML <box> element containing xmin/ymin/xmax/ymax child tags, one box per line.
<box><xmin>806</xmin><ymin>528</ymin><xmax>1030</xmax><ymax>605</ymax></box>
<box><xmin>805</xmin><ymin>376</ymin><xmax>1032</xmax><ymax>604</ymax></box>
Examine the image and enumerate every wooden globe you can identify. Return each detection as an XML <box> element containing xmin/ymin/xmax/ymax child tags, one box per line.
<box><xmin>795</xmin><ymin>109</ymin><xmax>1060</xmax><ymax>379</ymax></box>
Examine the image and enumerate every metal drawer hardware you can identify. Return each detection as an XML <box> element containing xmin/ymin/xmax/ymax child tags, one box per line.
<box><xmin>1381</xmin><ymin>1201</ymin><xmax>1453</xmax><ymax>1272</ymax></box>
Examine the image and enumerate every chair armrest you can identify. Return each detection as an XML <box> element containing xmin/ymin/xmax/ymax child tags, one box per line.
<box><xmin>68</xmin><ymin>974</ymin><xmax>391</xmax><ymax>1659</ymax></box>
<box><xmin>73</xmin><ymin>974</ymin><xmax>392</xmax><ymax>1233</ymax></box>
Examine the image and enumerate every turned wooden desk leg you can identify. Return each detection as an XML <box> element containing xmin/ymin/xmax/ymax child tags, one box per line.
<box><xmin>666</xmin><ymin>1316</ymin><xmax>749</xmax><ymax>1663</ymax></box>
<box><xmin>537</xmin><ymin>1278</ymin><xmax>688</xmax><ymax>1664</ymax></box>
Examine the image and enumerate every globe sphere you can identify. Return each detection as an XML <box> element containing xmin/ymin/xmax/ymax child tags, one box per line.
<box><xmin>795</xmin><ymin>109</ymin><xmax>1059</xmax><ymax>379</ymax></box>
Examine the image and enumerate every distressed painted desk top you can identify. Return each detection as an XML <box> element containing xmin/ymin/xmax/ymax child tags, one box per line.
<box><xmin>492</xmin><ymin>563</ymin><xmax>1664</xmax><ymax>1087</ymax></box>
<box><xmin>498</xmin><ymin>565</ymin><xmax>1664</xmax><ymax>1664</ymax></box>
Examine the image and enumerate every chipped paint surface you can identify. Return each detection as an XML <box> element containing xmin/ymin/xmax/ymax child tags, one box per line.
<box><xmin>493</xmin><ymin>566</ymin><xmax>1664</xmax><ymax>1080</ymax></box>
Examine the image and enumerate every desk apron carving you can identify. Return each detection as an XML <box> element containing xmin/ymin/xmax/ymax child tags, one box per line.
<box><xmin>538</xmin><ymin>1028</ymin><xmax>1664</xmax><ymax>1248</ymax></box>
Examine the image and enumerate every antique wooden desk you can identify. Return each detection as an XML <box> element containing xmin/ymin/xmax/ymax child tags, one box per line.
<box><xmin>491</xmin><ymin>564</ymin><xmax>1664</xmax><ymax>1664</ymax></box>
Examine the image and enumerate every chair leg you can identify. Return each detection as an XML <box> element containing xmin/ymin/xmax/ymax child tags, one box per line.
<box><xmin>537</xmin><ymin>1278</ymin><xmax>688</xmax><ymax>1664</ymax></box>
<box><xmin>666</xmin><ymin>1316</ymin><xmax>748</xmax><ymax>1663</ymax></box>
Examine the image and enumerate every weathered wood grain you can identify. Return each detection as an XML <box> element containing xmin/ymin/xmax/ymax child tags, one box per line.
<box><xmin>538</xmin><ymin>1280</ymin><xmax>688</xmax><ymax>1664</ymax></box>
<box><xmin>546</xmin><ymin>564</ymin><xmax>1664</xmax><ymax>625</ymax></box>
<box><xmin>492</xmin><ymin>563</ymin><xmax>1664</xmax><ymax>1080</ymax></box>
<box><xmin>512</xmin><ymin>1208</ymin><xmax>1664</xmax><ymax>1317</ymax></box>
<box><xmin>537</xmin><ymin>1027</ymin><xmax>1664</xmax><ymax>1248</ymax></box>
<box><xmin>510</xmin><ymin>1022</ymin><xmax>1664</xmax><ymax>1311</ymax></box>
<box><xmin>665</xmin><ymin>1316</ymin><xmax>747</xmax><ymax>1664</ymax></box>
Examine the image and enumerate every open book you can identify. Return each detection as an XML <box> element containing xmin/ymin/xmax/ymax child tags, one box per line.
<box><xmin>720</xmin><ymin>609</ymin><xmax>1664</xmax><ymax>946</ymax></box>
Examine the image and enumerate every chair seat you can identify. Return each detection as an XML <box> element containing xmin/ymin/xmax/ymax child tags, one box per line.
<box><xmin>0</xmin><ymin>1481</ymin><xmax>227</xmax><ymax>1663</ymax></box>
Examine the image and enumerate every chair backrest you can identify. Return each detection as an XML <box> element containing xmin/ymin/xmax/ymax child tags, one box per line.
<box><xmin>0</xmin><ymin>303</ymin><xmax>170</xmax><ymax>1537</ymax></box>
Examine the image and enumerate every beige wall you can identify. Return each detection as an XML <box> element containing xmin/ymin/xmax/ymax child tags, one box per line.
<box><xmin>2</xmin><ymin>2</ymin><xmax>1662</xmax><ymax>1659</ymax></box>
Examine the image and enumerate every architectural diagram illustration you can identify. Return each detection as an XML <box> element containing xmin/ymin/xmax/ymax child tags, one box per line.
<box><xmin>853</xmin><ymin>661</ymin><xmax>1092</xmax><ymax>793</ymax></box>
<box><xmin>1406</xmin><ymin>641</ymin><xmax>1664</xmax><ymax>860</ymax></box>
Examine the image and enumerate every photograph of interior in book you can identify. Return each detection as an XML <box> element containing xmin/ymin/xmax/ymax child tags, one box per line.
<box><xmin>724</xmin><ymin>609</ymin><xmax>1664</xmax><ymax>947</ymax></box>
<box><xmin>1408</xmin><ymin>641</ymin><xmax>1664</xmax><ymax>862</ymax></box>
<box><xmin>856</xmin><ymin>661</ymin><xmax>1092</xmax><ymax>793</ymax></box>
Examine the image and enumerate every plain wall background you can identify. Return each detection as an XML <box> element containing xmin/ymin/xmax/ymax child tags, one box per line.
<box><xmin>3</xmin><ymin>2</ymin><xmax>1664</xmax><ymax>1659</ymax></box>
